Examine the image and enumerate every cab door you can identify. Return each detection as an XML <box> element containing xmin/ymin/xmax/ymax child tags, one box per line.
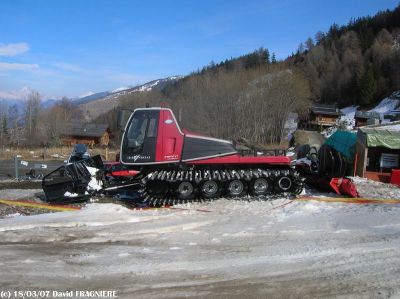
<box><xmin>120</xmin><ymin>109</ymin><xmax>159</xmax><ymax>164</ymax></box>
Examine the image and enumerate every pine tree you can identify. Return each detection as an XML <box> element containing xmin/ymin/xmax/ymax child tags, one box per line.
<box><xmin>305</xmin><ymin>37</ymin><xmax>314</xmax><ymax>51</ymax></box>
<box><xmin>358</xmin><ymin>65</ymin><xmax>377</xmax><ymax>106</ymax></box>
<box><xmin>260</xmin><ymin>48</ymin><xmax>270</xmax><ymax>64</ymax></box>
<box><xmin>297</xmin><ymin>43</ymin><xmax>305</xmax><ymax>54</ymax></box>
<box><xmin>271</xmin><ymin>53</ymin><xmax>277</xmax><ymax>63</ymax></box>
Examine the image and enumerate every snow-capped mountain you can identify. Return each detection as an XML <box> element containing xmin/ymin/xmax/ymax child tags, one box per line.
<box><xmin>73</xmin><ymin>76</ymin><xmax>181</xmax><ymax>106</ymax></box>
<box><xmin>0</xmin><ymin>76</ymin><xmax>182</xmax><ymax>115</ymax></box>
<box><xmin>73</xmin><ymin>91</ymin><xmax>112</xmax><ymax>105</ymax></box>
<box><xmin>0</xmin><ymin>86</ymin><xmax>33</xmax><ymax>101</ymax></box>
<box><xmin>77</xmin><ymin>76</ymin><xmax>182</xmax><ymax>120</ymax></box>
<box><xmin>0</xmin><ymin>86</ymin><xmax>60</xmax><ymax>111</ymax></box>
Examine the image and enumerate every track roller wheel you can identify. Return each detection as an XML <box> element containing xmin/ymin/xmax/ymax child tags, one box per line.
<box><xmin>176</xmin><ymin>181</ymin><xmax>196</xmax><ymax>200</ymax></box>
<box><xmin>146</xmin><ymin>180</ymin><xmax>169</xmax><ymax>198</ymax></box>
<box><xmin>201</xmin><ymin>180</ymin><xmax>220</xmax><ymax>199</ymax></box>
<box><xmin>292</xmin><ymin>178</ymin><xmax>305</xmax><ymax>195</ymax></box>
<box><xmin>250</xmin><ymin>178</ymin><xmax>272</xmax><ymax>196</ymax></box>
<box><xmin>275</xmin><ymin>176</ymin><xmax>293</xmax><ymax>193</ymax></box>
<box><xmin>226</xmin><ymin>179</ymin><xmax>247</xmax><ymax>197</ymax></box>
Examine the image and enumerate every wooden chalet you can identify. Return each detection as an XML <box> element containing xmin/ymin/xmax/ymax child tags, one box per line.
<box><xmin>60</xmin><ymin>123</ymin><xmax>110</xmax><ymax>147</ymax></box>
<box><xmin>300</xmin><ymin>104</ymin><xmax>342</xmax><ymax>130</ymax></box>
<box><xmin>354</xmin><ymin>111</ymin><xmax>380</xmax><ymax>128</ymax></box>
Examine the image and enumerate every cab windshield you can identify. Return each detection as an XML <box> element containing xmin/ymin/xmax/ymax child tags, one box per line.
<box><xmin>126</xmin><ymin>110</ymin><xmax>158</xmax><ymax>150</ymax></box>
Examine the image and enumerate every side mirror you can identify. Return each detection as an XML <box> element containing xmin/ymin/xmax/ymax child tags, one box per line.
<box><xmin>117</xmin><ymin>110</ymin><xmax>127</xmax><ymax>131</ymax></box>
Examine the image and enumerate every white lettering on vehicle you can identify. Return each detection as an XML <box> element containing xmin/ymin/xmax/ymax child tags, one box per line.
<box><xmin>127</xmin><ymin>155</ymin><xmax>151</xmax><ymax>161</ymax></box>
<box><xmin>164</xmin><ymin>154</ymin><xmax>178</xmax><ymax>160</ymax></box>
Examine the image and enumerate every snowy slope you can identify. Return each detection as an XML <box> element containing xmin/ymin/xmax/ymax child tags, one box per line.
<box><xmin>369</xmin><ymin>91</ymin><xmax>400</xmax><ymax>114</ymax></box>
<box><xmin>340</xmin><ymin>105</ymin><xmax>358</xmax><ymax>120</ymax></box>
<box><xmin>339</xmin><ymin>105</ymin><xmax>358</xmax><ymax>130</ymax></box>
<box><xmin>111</xmin><ymin>87</ymin><xmax>130</xmax><ymax>93</ymax></box>
<box><xmin>78</xmin><ymin>76</ymin><xmax>182</xmax><ymax>120</ymax></box>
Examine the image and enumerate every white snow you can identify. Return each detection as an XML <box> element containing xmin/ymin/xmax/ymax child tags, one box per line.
<box><xmin>369</xmin><ymin>94</ymin><xmax>400</xmax><ymax>114</ymax></box>
<box><xmin>85</xmin><ymin>166</ymin><xmax>103</xmax><ymax>191</ymax></box>
<box><xmin>64</xmin><ymin>191</ymin><xmax>79</xmax><ymax>198</ymax></box>
<box><xmin>0</xmin><ymin>86</ymin><xmax>34</xmax><ymax>101</ymax></box>
<box><xmin>369</xmin><ymin>121</ymin><xmax>400</xmax><ymax>131</ymax></box>
<box><xmin>351</xmin><ymin>176</ymin><xmax>400</xmax><ymax>199</ymax></box>
<box><xmin>138</xmin><ymin>80</ymin><xmax>160</xmax><ymax>92</ymax></box>
<box><xmin>111</xmin><ymin>86</ymin><xmax>130</xmax><ymax>93</ymax></box>
<box><xmin>339</xmin><ymin>105</ymin><xmax>358</xmax><ymax>130</ymax></box>
<box><xmin>1</xmin><ymin>196</ymin><xmax>400</xmax><ymax>297</ymax></box>
<box><xmin>0</xmin><ymin>189</ymin><xmax>40</xmax><ymax>200</ymax></box>
<box><xmin>340</xmin><ymin>105</ymin><xmax>358</xmax><ymax>120</ymax></box>
<box><xmin>284</xmin><ymin>112</ymin><xmax>298</xmax><ymax>140</ymax></box>
<box><xmin>0</xmin><ymin>203</ymin><xmax>142</xmax><ymax>232</ymax></box>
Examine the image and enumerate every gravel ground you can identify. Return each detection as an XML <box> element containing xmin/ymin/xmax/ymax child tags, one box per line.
<box><xmin>0</xmin><ymin>189</ymin><xmax>50</xmax><ymax>219</ymax></box>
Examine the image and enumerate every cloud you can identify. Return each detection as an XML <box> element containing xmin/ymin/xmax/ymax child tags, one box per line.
<box><xmin>52</xmin><ymin>62</ymin><xmax>85</xmax><ymax>73</ymax></box>
<box><xmin>0</xmin><ymin>43</ymin><xmax>29</xmax><ymax>56</ymax></box>
<box><xmin>0</xmin><ymin>62</ymin><xmax>39</xmax><ymax>71</ymax></box>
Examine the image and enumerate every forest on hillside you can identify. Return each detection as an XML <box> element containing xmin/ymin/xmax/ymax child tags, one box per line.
<box><xmin>0</xmin><ymin>4</ymin><xmax>399</xmax><ymax>148</ymax></box>
<box><xmin>97</xmin><ymin>4</ymin><xmax>400</xmax><ymax>146</ymax></box>
<box><xmin>292</xmin><ymin>4</ymin><xmax>400</xmax><ymax>107</ymax></box>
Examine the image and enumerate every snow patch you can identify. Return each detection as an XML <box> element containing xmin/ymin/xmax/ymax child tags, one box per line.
<box><xmin>0</xmin><ymin>203</ymin><xmax>141</xmax><ymax>232</ymax></box>
<box><xmin>1</xmin><ymin>194</ymin><xmax>400</xmax><ymax>296</ymax></box>
<box><xmin>341</xmin><ymin>105</ymin><xmax>358</xmax><ymax>120</ymax></box>
<box><xmin>369</xmin><ymin>92</ymin><xmax>400</xmax><ymax>114</ymax></box>
<box><xmin>111</xmin><ymin>86</ymin><xmax>130</xmax><ymax>93</ymax></box>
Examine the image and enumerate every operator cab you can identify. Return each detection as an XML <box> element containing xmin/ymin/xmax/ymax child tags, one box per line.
<box><xmin>120</xmin><ymin>107</ymin><xmax>237</xmax><ymax>165</ymax></box>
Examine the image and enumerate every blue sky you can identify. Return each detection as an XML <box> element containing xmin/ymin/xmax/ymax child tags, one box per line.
<box><xmin>0</xmin><ymin>0</ymin><xmax>398</xmax><ymax>99</ymax></box>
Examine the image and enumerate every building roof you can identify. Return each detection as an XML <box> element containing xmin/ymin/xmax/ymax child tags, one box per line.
<box><xmin>359</xmin><ymin>127</ymin><xmax>400</xmax><ymax>149</ymax></box>
<box><xmin>310</xmin><ymin>104</ymin><xmax>342</xmax><ymax>116</ymax></box>
<box><xmin>355</xmin><ymin>111</ymin><xmax>380</xmax><ymax>119</ymax></box>
<box><xmin>60</xmin><ymin>123</ymin><xmax>109</xmax><ymax>138</ymax></box>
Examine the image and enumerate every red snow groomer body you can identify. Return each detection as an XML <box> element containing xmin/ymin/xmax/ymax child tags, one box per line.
<box><xmin>43</xmin><ymin>107</ymin><xmax>304</xmax><ymax>204</ymax></box>
<box><xmin>119</xmin><ymin>108</ymin><xmax>304</xmax><ymax>203</ymax></box>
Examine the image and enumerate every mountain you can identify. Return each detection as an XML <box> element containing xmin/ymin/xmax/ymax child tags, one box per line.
<box><xmin>41</xmin><ymin>98</ymin><xmax>60</xmax><ymax>109</ymax></box>
<box><xmin>0</xmin><ymin>87</ymin><xmax>33</xmax><ymax>113</ymax></box>
<box><xmin>73</xmin><ymin>91</ymin><xmax>112</xmax><ymax>105</ymax></box>
<box><xmin>0</xmin><ymin>76</ymin><xmax>182</xmax><ymax>117</ymax></box>
<box><xmin>74</xmin><ymin>76</ymin><xmax>181</xmax><ymax>107</ymax></box>
<box><xmin>77</xmin><ymin>76</ymin><xmax>182</xmax><ymax>120</ymax></box>
<box><xmin>0</xmin><ymin>86</ymin><xmax>62</xmax><ymax>113</ymax></box>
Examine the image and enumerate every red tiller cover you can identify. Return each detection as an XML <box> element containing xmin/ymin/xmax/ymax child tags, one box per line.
<box><xmin>330</xmin><ymin>178</ymin><xmax>359</xmax><ymax>198</ymax></box>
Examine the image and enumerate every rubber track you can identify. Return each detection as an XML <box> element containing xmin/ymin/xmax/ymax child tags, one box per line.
<box><xmin>139</xmin><ymin>168</ymin><xmax>304</xmax><ymax>206</ymax></box>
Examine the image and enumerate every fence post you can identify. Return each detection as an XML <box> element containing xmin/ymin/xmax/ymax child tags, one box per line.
<box><xmin>14</xmin><ymin>155</ymin><xmax>19</xmax><ymax>179</ymax></box>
